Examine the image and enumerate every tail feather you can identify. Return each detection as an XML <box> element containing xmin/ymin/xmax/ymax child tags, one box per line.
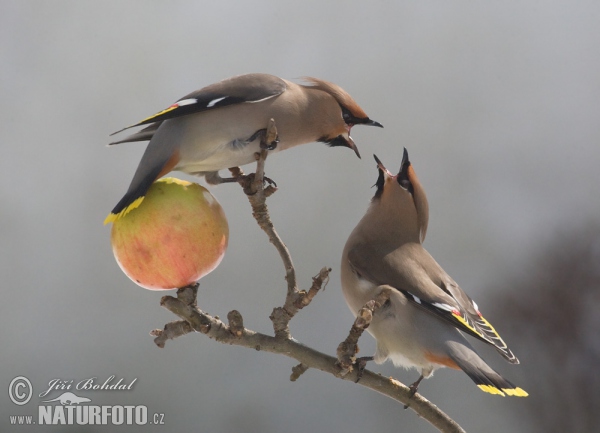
<box><xmin>104</xmin><ymin>194</ymin><xmax>146</xmax><ymax>225</ymax></box>
<box><xmin>450</xmin><ymin>347</ymin><xmax>528</xmax><ymax>397</ymax></box>
<box><xmin>109</xmin><ymin>123</ymin><xmax>162</xmax><ymax>145</ymax></box>
<box><xmin>105</xmin><ymin>133</ymin><xmax>181</xmax><ymax>225</ymax></box>
<box><xmin>104</xmin><ymin>164</ymin><xmax>165</xmax><ymax>225</ymax></box>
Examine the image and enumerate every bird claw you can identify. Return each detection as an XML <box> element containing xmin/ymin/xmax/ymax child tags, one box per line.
<box><xmin>260</xmin><ymin>136</ymin><xmax>279</xmax><ymax>150</ymax></box>
<box><xmin>220</xmin><ymin>168</ymin><xmax>276</xmax><ymax>187</ymax></box>
<box><xmin>204</xmin><ymin>170</ymin><xmax>239</xmax><ymax>185</ymax></box>
<box><xmin>354</xmin><ymin>356</ymin><xmax>374</xmax><ymax>383</ymax></box>
<box><xmin>249</xmin><ymin>124</ymin><xmax>279</xmax><ymax>151</ymax></box>
<box><xmin>230</xmin><ymin>171</ymin><xmax>278</xmax><ymax>196</ymax></box>
<box><xmin>263</xmin><ymin>175</ymin><xmax>277</xmax><ymax>188</ymax></box>
<box><xmin>404</xmin><ymin>375</ymin><xmax>424</xmax><ymax>409</ymax></box>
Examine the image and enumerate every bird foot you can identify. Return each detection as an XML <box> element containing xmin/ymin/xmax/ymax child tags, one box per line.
<box><xmin>226</xmin><ymin>168</ymin><xmax>277</xmax><ymax>197</ymax></box>
<box><xmin>404</xmin><ymin>375</ymin><xmax>424</xmax><ymax>409</ymax></box>
<box><xmin>262</xmin><ymin>175</ymin><xmax>277</xmax><ymax>188</ymax></box>
<box><xmin>247</xmin><ymin>127</ymin><xmax>279</xmax><ymax>151</ymax></box>
<box><xmin>354</xmin><ymin>356</ymin><xmax>374</xmax><ymax>383</ymax></box>
<box><xmin>240</xmin><ymin>172</ymin><xmax>277</xmax><ymax>188</ymax></box>
<box><xmin>204</xmin><ymin>170</ymin><xmax>239</xmax><ymax>185</ymax></box>
<box><xmin>260</xmin><ymin>135</ymin><xmax>279</xmax><ymax>151</ymax></box>
<box><xmin>205</xmin><ymin>168</ymin><xmax>277</xmax><ymax>189</ymax></box>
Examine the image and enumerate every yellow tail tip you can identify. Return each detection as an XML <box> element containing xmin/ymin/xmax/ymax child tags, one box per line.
<box><xmin>477</xmin><ymin>384</ymin><xmax>528</xmax><ymax>397</ymax></box>
<box><xmin>477</xmin><ymin>384</ymin><xmax>506</xmax><ymax>396</ymax></box>
<box><xmin>103</xmin><ymin>196</ymin><xmax>145</xmax><ymax>225</ymax></box>
<box><xmin>103</xmin><ymin>213</ymin><xmax>118</xmax><ymax>225</ymax></box>
<box><xmin>503</xmin><ymin>387</ymin><xmax>528</xmax><ymax>397</ymax></box>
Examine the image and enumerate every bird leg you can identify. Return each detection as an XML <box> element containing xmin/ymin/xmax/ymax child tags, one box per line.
<box><xmin>409</xmin><ymin>375</ymin><xmax>424</xmax><ymax>396</ymax></box>
<box><xmin>404</xmin><ymin>375</ymin><xmax>425</xmax><ymax>409</ymax></box>
<box><xmin>203</xmin><ymin>168</ymin><xmax>277</xmax><ymax>189</ymax></box>
<box><xmin>354</xmin><ymin>356</ymin><xmax>374</xmax><ymax>383</ymax></box>
<box><xmin>204</xmin><ymin>170</ymin><xmax>240</xmax><ymax>185</ymax></box>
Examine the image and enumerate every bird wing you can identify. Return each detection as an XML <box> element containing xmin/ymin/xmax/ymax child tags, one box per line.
<box><xmin>110</xmin><ymin>73</ymin><xmax>287</xmax><ymax>137</ymax></box>
<box><xmin>347</xmin><ymin>242</ymin><xmax>518</xmax><ymax>363</ymax></box>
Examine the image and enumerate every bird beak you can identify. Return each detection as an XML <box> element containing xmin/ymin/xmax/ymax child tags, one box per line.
<box><xmin>347</xmin><ymin>135</ymin><xmax>361</xmax><ymax>159</ymax></box>
<box><xmin>398</xmin><ymin>147</ymin><xmax>410</xmax><ymax>176</ymax></box>
<box><xmin>364</xmin><ymin>119</ymin><xmax>384</xmax><ymax>128</ymax></box>
<box><xmin>373</xmin><ymin>154</ymin><xmax>392</xmax><ymax>177</ymax></box>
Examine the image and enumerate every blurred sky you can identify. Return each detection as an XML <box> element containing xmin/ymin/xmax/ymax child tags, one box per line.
<box><xmin>2</xmin><ymin>1</ymin><xmax>599</xmax><ymax>432</ymax></box>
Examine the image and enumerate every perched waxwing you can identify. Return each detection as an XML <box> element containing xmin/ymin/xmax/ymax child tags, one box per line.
<box><xmin>105</xmin><ymin>73</ymin><xmax>382</xmax><ymax>224</ymax></box>
<box><xmin>340</xmin><ymin>149</ymin><xmax>527</xmax><ymax>397</ymax></box>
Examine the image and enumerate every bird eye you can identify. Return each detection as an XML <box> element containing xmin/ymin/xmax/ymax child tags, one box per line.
<box><xmin>341</xmin><ymin>106</ymin><xmax>355</xmax><ymax>125</ymax></box>
<box><xmin>398</xmin><ymin>177</ymin><xmax>412</xmax><ymax>191</ymax></box>
<box><xmin>396</xmin><ymin>173</ymin><xmax>414</xmax><ymax>195</ymax></box>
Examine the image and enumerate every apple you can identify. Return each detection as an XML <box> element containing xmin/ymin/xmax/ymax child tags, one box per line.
<box><xmin>109</xmin><ymin>178</ymin><xmax>229</xmax><ymax>290</ymax></box>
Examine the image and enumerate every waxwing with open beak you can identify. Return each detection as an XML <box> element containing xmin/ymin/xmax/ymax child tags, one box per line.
<box><xmin>105</xmin><ymin>73</ymin><xmax>382</xmax><ymax>224</ymax></box>
<box><xmin>340</xmin><ymin>149</ymin><xmax>527</xmax><ymax>397</ymax></box>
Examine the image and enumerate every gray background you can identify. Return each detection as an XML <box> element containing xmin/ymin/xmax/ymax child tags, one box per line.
<box><xmin>2</xmin><ymin>1</ymin><xmax>599</xmax><ymax>432</ymax></box>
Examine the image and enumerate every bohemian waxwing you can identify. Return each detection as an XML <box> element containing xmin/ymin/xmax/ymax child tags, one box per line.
<box><xmin>340</xmin><ymin>149</ymin><xmax>527</xmax><ymax>397</ymax></box>
<box><xmin>105</xmin><ymin>73</ymin><xmax>382</xmax><ymax>224</ymax></box>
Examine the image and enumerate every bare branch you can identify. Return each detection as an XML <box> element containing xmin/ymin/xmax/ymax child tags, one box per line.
<box><xmin>337</xmin><ymin>287</ymin><xmax>392</xmax><ymax>376</ymax></box>
<box><xmin>290</xmin><ymin>363</ymin><xmax>309</xmax><ymax>381</ymax></box>
<box><xmin>156</xmin><ymin>287</ymin><xmax>465</xmax><ymax>433</ymax></box>
<box><xmin>235</xmin><ymin>122</ymin><xmax>332</xmax><ymax>338</ymax></box>
<box><xmin>150</xmin><ymin>320</ymin><xmax>194</xmax><ymax>348</ymax></box>
<box><xmin>270</xmin><ymin>266</ymin><xmax>331</xmax><ymax>338</ymax></box>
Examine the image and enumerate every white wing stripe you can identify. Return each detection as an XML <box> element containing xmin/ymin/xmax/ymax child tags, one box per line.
<box><xmin>206</xmin><ymin>96</ymin><xmax>227</xmax><ymax>108</ymax></box>
<box><xmin>177</xmin><ymin>98</ymin><xmax>198</xmax><ymax>106</ymax></box>
<box><xmin>432</xmin><ymin>302</ymin><xmax>454</xmax><ymax>312</ymax></box>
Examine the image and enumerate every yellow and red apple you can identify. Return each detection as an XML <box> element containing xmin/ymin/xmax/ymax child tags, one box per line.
<box><xmin>109</xmin><ymin>178</ymin><xmax>229</xmax><ymax>290</ymax></box>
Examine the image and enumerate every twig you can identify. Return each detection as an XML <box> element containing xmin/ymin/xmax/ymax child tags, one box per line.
<box><xmin>236</xmin><ymin>119</ymin><xmax>324</xmax><ymax>339</ymax></box>
<box><xmin>290</xmin><ymin>363</ymin><xmax>309</xmax><ymax>381</ymax></box>
<box><xmin>270</xmin><ymin>267</ymin><xmax>331</xmax><ymax>338</ymax></box>
<box><xmin>150</xmin><ymin>320</ymin><xmax>194</xmax><ymax>348</ymax></box>
<box><xmin>336</xmin><ymin>287</ymin><xmax>392</xmax><ymax>376</ymax></box>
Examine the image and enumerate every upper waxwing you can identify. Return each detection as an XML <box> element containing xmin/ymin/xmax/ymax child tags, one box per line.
<box><xmin>340</xmin><ymin>149</ymin><xmax>527</xmax><ymax>397</ymax></box>
<box><xmin>105</xmin><ymin>73</ymin><xmax>382</xmax><ymax>224</ymax></box>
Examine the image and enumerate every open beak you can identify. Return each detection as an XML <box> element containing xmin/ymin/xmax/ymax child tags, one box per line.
<box><xmin>346</xmin><ymin>134</ymin><xmax>361</xmax><ymax>159</ymax></box>
<box><xmin>364</xmin><ymin>119</ymin><xmax>383</xmax><ymax>128</ymax></box>
<box><xmin>398</xmin><ymin>147</ymin><xmax>410</xmax><ymax>176</ymax></box>
<box><xmin>373</xmin><ymin>154</ymin><xmax>392</xmax><ymax>177</ymax></box>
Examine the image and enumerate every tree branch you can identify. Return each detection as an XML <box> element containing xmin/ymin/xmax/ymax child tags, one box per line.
<box><xmin>336</xmin><ymin>287</ymin><xmax>392</xmax><ymax>376</ymax></box>
<box><xmin>154</xmin><ymin>286</ymin><xmax>465</xmax><ymax>433</ymax></box>
<box><xmin>151</xmin><ymin>118</ymin><xmax>466</xmax><ymax>433</ymax></box>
